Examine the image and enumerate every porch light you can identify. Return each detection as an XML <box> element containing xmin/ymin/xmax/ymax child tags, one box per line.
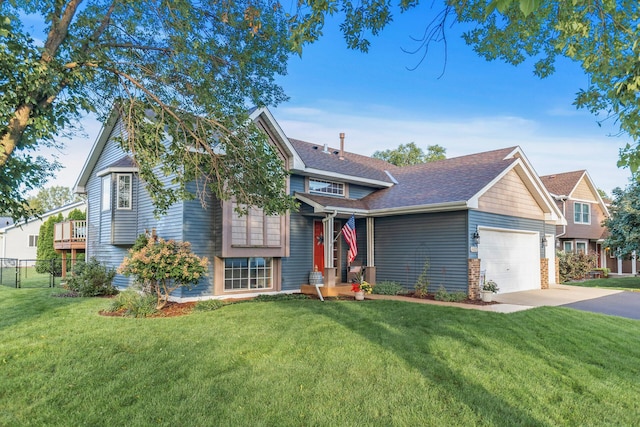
<box><xmin>472</xmin><ymin>230</ymin><xmax>480</xmax><ymax>245</ymax></box>
<box><xmin>541</xmin><ymin>236</ymin><xmax>548</xmax><ymax>247</ymax></box>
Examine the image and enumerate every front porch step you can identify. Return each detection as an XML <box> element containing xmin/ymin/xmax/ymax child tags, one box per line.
<box><xmin>300</xmin><ymin>284</ymin><xmax>354</xmax><ymax>297</ymax></box>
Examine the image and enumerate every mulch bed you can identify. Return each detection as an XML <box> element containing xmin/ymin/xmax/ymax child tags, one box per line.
<box><xmin>403</xmin><ymin>292</ymin><xmax>499</xmax><ymax>306</ymax></box>
<box><xmin>99</xmin><ymin>301</ymin><xmax>197</xmax><ymax>318</ymax></box>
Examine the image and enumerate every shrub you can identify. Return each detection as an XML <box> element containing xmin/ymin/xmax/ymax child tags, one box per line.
<box><xmin>414</xmin><ymin>258</ymin><xmax>430</xmax><ymax>297</ymax></box>
<box><xmin>372</xmin><ymin>281</ymin><xmax>406</xmax><ymax>295</ymax></box>
<box><xmin>254</xmin><ymin>293</ymin><xmax>310</xmax><ymax>302</ymax></box>
<box><xmin>558</xmin><ymin>250</ymin><xmax>598</xmax><ymax>283</ymax></box>
<box><xmin>65</xmin><ymin>258</ymin><xmax>117</xmax><ymax>297</ymax></box>
<box><xmin>118</xmin><ymin>234</ymin><xmax>209</xmax><ymax>310</ymax></box>
<box><xmin>108</xmin><ymin>289</ymin><xmax>157</xmax><ymax>318</ymax></box>
<box><xmin>194</xmin><ymin>299</ymin><xmax>226</xmax><ymax>311</ymax></box>
<box><xmin>434</xmin><ymin>285</ymin><xmax>467</xmax><ymax>302</ymax></box>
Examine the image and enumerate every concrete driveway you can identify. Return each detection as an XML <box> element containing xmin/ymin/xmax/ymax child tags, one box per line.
<box><xmin>493</xmin><ymin>284</ymin><xmax>640</xmax><ymax>320</ymax></box>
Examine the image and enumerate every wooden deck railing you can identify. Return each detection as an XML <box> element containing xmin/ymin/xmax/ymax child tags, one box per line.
<box><xmin>54</xmin><ymin>220</ymin><xmax>87</xmax><ymax>250</ymax></box>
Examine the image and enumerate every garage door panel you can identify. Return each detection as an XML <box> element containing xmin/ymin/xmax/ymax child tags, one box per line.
<box><xmin>478</xmin><ymin>229</ymin><xmax>540</xmax><ymax>293</ymax></box>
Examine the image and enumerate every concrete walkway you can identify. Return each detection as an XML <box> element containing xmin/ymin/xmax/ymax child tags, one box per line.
<box><xmin>367</xmin><ymin>284</ymin><xmax>624</xmax><ymax>314</ymax></box>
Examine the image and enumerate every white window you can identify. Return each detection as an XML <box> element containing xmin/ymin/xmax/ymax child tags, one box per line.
<box><xmin>574</xmin><ymin>202</ymin><xmax>590</xmax><ymax>224</ymax></box>
<box><xmin>28</xmin><ymin>235</ymin><xmax>38</xmax><ymax>247</ymax></box>
<box><xmin>563</xmin><ymin>241</ymin><xmax>573</xmax><ymax>252</ymax></box>
<box><xmin>576</xmin><ymin>242</ymin><xmax>587</xmax><ymax>254</ymax></box>
<box><xmin>101</xmin><ymin>175</ymin><xmax>111</xmax><ymax>211</ymax></box>
<box><xmin>309</xmin><ymin>178</ymin><xmax>345</xmax><ymax>196</ymax></box>
<box><xmin>231</xmin><ymin>203</ymin><xmax>280</xmax><ymax>247</ymax></box>
<box><xmin>224</xmin><ymin>257</ymin><xmax>273</xmax><ymax>291</ymax></box>
<box><xmin>116</xmin><ymin>174</ymin><xmax>132</xmax><ymax>210</ymax></box>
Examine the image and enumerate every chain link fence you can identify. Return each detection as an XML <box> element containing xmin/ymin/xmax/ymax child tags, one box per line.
<box><xmin>0</xmin><ymin>258</ymin><xmax>61</xmax><ymax>288</ymax></box>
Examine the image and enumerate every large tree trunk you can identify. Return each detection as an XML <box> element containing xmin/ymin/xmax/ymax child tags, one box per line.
<box><xmin>0</xmin><ymin>105</ymin><xmax>34</xmax><ymax>167</ymax></box>
<box><xmin>0</xmin><ymin>0</ymin><xmax>83</xmax><ymax>167</ymax></box>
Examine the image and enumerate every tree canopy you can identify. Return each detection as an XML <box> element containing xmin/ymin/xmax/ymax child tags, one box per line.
<box><xmin>603</xmin><ymin>181</ymin><xmax>640</xmax><ymax>257</ymax></box>
<box><xmin>1</xmin><ymin>0</ymin><xmax>296</xmax><ymax>221</ymax></box>
<box><xmin>290</xmin><ymin>0</ymin><xmax>640</xmax><ymax>173</ymax></box>
<box><xmin>372</xmin><ymin>142</ymin><xmax>446</xmax><ymax>166</ymax></box>
<box><xmin>27</xmin><ymin>186</ymin><xmax>82</xmax><ymax>214</ymax></box>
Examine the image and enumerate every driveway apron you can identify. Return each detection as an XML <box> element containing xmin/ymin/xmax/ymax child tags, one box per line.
<box><xmin>561</xmin><ymin>291</ymin><xmax>640</xmax><ymax>320</ymax></box>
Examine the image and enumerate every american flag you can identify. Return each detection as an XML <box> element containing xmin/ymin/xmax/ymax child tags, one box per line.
<box><xmin>342</xmin><ymin>214</ymin><xmax>357</xmax><ymax>263</ymax></box>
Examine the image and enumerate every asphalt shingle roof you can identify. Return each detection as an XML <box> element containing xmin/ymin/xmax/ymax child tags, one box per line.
<box><xmin>294</xmin><ymin>146</ymin><xmax>521</xmax><ymax>211</ymax></box>
<box><xmin>289</xmin><ymin>138</ymin><xmax>398</xmax><ymax>185</ymax></box>
<box><xmin>540</xmin><ymin>170</ymin><xmax>585</xmax><ymax>196</ymax></box>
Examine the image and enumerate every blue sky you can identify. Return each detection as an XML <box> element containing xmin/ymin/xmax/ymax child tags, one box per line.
<box><xmin>43</xmin><ymin>4</ymin><xmax>631</xmax><ymax>195</ymax></box>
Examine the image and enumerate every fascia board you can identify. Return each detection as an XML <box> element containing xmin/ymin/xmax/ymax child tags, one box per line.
<box><xmin>74</xmin><ymin>109</ymin><xmax>119</xmax><ymax>194</ymax></box>
<box><xmin>295</xmin><ymin>167</ymin><xmax>394</xmax><ymax>188</ymax></box>
<box><xmin>250</xmin><ymin>107</ymin><xmax>306</xmax><ymax>170</ymax></box>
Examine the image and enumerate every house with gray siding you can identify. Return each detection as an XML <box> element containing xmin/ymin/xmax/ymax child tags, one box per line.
<box><xmin>75</xmin><ymin>107</ymin><xmax>565</xmax><ymax>300</ymax></box>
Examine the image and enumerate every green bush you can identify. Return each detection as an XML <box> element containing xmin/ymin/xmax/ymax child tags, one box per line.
<box><xmin>108</xmin><ymin>289</ymin><xmax>157</xmax><ymax>318</ymax></box>
<box><xmin>372</xmin><ymin>281</ymin><xmax>406</xmax><ymax>295</ymax></box>
<box><xmin>65</xmin><ymin>258</ymin><xmax>117</xmax><ymax>297</ymax></box>
<box><xmin>254</xmin><ymin>293</ymin><xmax>310</xmax><ymax>302</ymax></box>
<box><xmin>194</xmin><ymin>299</ymin><xmax>226</xmax><ymax>311</ymax></box>
<box><xmin>558</xmin><ymin>250</ymin><xmax>598</xmax><ymax>283</ymax></box>
<box><xmin>434</xmin><ymin>285</ymin><xmax>467</xmax><ymax>302</ymax></box>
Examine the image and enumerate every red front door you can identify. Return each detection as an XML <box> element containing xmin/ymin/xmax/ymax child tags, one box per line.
<box><xmin>313</xmin><ymin>220</ymin><xmax>324</xmax><ymax>272</ymax></box>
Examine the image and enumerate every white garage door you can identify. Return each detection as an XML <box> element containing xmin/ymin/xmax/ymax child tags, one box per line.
<box><xmin>478</xmin><ymin>228</ymin><xmax>540</xmax><ymax>293</ymax></box>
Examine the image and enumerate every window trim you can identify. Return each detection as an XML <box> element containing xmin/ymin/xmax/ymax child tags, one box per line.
<box><xmin>563</xmin><ymin>241</ymin><xmax>573</xmax><ymax>252</ymax></box>
<box><xmin>576</xmin><ymin>241</ymin><xmax>587</xmax><ymax>254</ymax></box>
<box><xmin>28</xmin><ymin>235</ymin><xmax>38</xmax><ymax>247</ymax></box>
<box><xmin>309</xmin><ymin>178</ymin><xmax>345</xmax><ymax>197</ymax></box>
<box><xmin>223</xmin><ymin>257</ymin><xmax>274</xmax><ymax>292</ymax></box>
<box><xmin>116</xmin><ymin>173</ymin><xmax>133</xmax><ymax>210</ymax></box>
<box><xmin>574</xmin><ymin>202</ymin><xmax>590</xmax><ymax>224</ymax></box>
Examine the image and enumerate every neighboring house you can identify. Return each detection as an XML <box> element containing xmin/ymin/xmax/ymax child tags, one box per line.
<box><xmin>75</xmin><ymin>107</ymin><xmax>565</xmax><ymax>300</ymax></box>
<box><xmin>540</xmin><ymin>170</ymin><xmax>611</xmax><ymax>273</ymax></box>
<box><xmin>0</xmin><ymin>201</ymin><xmax>86</xmax><ymax>265</ymax></box>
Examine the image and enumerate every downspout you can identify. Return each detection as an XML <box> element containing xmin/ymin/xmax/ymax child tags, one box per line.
<box><xmin>556</xmin><ymin>196</ymin><xmax>568</xmax><ymax>241</ymax></box>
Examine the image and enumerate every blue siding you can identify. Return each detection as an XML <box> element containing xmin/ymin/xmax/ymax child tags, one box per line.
<box><xmin>468</xmin><ymin>211</ymin><xmax>548</xmax><ymax>258</ymax></box>
<box><xmin>290</xmin><ymin>174</ymin><xmax>305</xmax><ymax>193</ymax></box>
<box><xmin>349</xmin><ymin>184</ymin><xmax>377</xmax><ymax>199</ymax></box>
<box><xmin>180</xmin><ymin>185</ymin><xmax>215</xmax><ymax>297</ymax></box>
<box><xmin>86</xmin><ymin>120</ymin><xmax>186</xmax><ymax>289</ymax></box>
<box><xmin>375</xmin><ymin>212</ymin><xmax>468</xmax><ymax>293</ymax></box>
<box><xmin>281</xmin><ymin>212</ymin><xmax>313</xmax><ymax>290</ymax></box>
<box><xmin>112</xmin><ymin>175</ymin><xmax>139</xmax><ymax>245</ymax></box>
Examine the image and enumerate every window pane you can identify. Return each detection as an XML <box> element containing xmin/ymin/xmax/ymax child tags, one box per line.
<box><xmin>576</xmin><ymin>242</ymin><xmax>586</xmax><ymax>253</ymax></box>
<box><xmin>582</xmin><ymin>204</ymin><xmax>590</xmax><ymax>223</ymax></box>
<box><xmin>117</xmin><ymin>175</ymin><xmax>132</xmax><ymax>209</ymax></box>
<box><xmin>224</xmin><ymin>257</ymin><xmax>273</xmax><ymax>291</ymax></box>
<box><xmin>309</xmin><ymin>179</ymin><xmax>344</xmax><ymax>196</ymax></box>
<box><xmin>574</xmin><ymin>203</ymin><xmax>582</xmax><ymax>223</ymax></box>
<box><xmin>101</xmin><ymin>176</ymin><xmax>111</xmax><ymax>211</ymax></box>
<box><xmin>563</xmin><ymin>242</ymin><xmax>572</xmax><ymax>252</ymax></box>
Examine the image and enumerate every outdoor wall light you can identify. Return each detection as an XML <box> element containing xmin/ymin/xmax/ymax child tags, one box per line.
<box><xmin>472</xmin><ymin>230</ymin><xmax>480</xmax><ymax>245</ymax></box>
<box><xmin>541</xmin><ymin>236</ymin><xmax>548</xmax><ymax>247</ymax></box>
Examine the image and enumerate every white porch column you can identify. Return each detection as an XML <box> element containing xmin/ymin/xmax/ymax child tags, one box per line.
<box><xmin>366</xmin><ymin>217</ymin><xmax>374</xmax><ymax>266</ymax></box>
<box><xmin>618</xmin><ymin>256</ymin><xmax>623</xmax><ymax>275</ymax></box>
<box><xmin>322</xmin><ymin>213</ymin><xmax>336</xmax><ymax>286</ymax></box>
<box><xmin>633</xmin><ymin>251</ymin><xmax>637</xmax><ymax>275</ymax></box>
<box><xmin>366</xmin><ymin>217</ymin><xmax>376</xmax><ymax>284</ymax></box>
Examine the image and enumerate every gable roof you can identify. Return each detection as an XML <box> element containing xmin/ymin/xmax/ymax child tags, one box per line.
<box><xmin>297</xmin><ymin>146</ymin><xmax>565</xmax><ymax>223</ymax></box>
<box><xmin>0</xmin><ymin>200</ymin><xmax>86</xmax><ymax>233</ymax></box>
<box><xmin>540</xmin><ymin>170</ymin><xmax>609</xmax><ymax>217</ymax></box>
<box><xmin>539</xmin><ymin>170</ymin><xmax>586</xmax><ymax>197</ymax></box>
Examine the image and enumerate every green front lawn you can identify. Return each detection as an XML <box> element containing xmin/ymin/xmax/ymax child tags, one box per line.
<box><xmin>1</xmin><ymin>287</ymin><xmax>639</xmax><ymax>426</ymax></box>
<box><xmin>568</xmin><ymin>276</ymin><xmax>640</xmax><ymax>291</ymax></box>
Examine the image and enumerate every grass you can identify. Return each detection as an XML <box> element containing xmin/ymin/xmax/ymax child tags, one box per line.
<box><xmin>567</xmin><ymin>276</ymin><xmax>640</xmax><ymax>291</ymax></box>
<box><xmin>2</xmin><ymin>287</ymin><xmax>640</xmax><ymax>426</ymax></box>
<box><xmin>0</xmin><ymin>266</ymin><xmax>58</xmax><ymax>288</ymax></box>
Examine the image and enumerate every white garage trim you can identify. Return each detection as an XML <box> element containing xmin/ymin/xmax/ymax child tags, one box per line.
<box><xmin>477</xmin><ymin>226</ymin><xmax>541</xmax><ymax>294</ymax></box>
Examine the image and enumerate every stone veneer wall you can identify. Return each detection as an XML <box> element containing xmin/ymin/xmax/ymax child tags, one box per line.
<box><xmin>555</xmin><ymin>258</ymin><xmax>560</xmax><ymax>284</ymax></box>
<box><xmin>468</xmin><ymin>258</ymin><xmax>481</xmax><ymax>299</ymax></box>
<box><xmin>540</xmin><ymin>258</ymin><xmax>549</xmax><ymax>289</ymax></box>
